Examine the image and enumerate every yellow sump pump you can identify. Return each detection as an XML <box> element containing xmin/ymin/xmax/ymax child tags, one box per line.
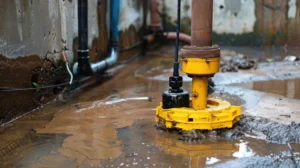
<box><xmin>156</xmin><ymin>0</ymin><xmax>240</xmax><ymax>131</ymax></box>
<box><xmin>156</xmin><ymin>46</ymin><xmax>241</xmax><ymax>131</ymax></box>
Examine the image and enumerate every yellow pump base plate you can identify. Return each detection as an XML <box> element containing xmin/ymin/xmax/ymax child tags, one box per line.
<box><xmin>156</xmin><ymin>98</ymin><xmax>241</xmax><ymax>131</ymax></box>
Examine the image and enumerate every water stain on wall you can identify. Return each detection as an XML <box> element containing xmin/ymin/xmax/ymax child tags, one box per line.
<box><xmin>163</xmin><ymin>0</ymin><xmax>300</xmax><ymax>46</ymax></box>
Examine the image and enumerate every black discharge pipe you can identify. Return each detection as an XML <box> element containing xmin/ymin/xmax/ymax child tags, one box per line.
<box><xmin>173</xmin><ymin>0</ymin><xmax>181</xmax><ymax>77</ymax></box>
<box><xmin>74</xmin><ymin>0</ymin><xmax>120</xmax><ymax>76</ymax></box>
<box><xmin>78</xmin><ymin>0</ymin><xmax>92</xmax><ymax>76</ymax></box>
<box><xmin>168</xmin><ymin>0</ymin><xmax>182</xmax><ymax>93</ymax></box>
<box><xmin>161</xmin><ymin>0</ymin><xmax>189</xmax><ymax>109</ymax></box>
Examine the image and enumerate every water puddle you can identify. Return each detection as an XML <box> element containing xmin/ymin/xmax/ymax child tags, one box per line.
<box><xmin>0</xmin><ymin>133</ymin><xmax>71</xmax><ymax>167</ymax></box>
<box><xmin>235</xmin><ymin>78</ymin><xmax>300</xmax><ymax>99</ymax></box>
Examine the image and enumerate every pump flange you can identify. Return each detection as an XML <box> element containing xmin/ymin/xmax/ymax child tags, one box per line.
<box><xmin>156</xmin><ymin>99</ymin><xmax>241</xmax><ymax>131</ymax></box>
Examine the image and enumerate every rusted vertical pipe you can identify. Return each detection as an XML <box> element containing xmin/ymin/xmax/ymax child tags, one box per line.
<box><xmin>191</xmin><ymin>0</ymin><xmax>213</xmax><ymax>47</ymax></box>
<box><xmin>150</xmin><ymin>0</ymin><xmax>162</xmax><ymax>30</ymax></box>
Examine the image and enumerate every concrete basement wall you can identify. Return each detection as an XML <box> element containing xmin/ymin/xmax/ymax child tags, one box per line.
<box><xmin>0</xmin><ymin>0</ymin><xmax>147</xmax><ymax>125</ymax></box>
<box><xmin>163</xmin><ymin>0</ymin><xmax>299</xmax><ymax>46</ymax></box>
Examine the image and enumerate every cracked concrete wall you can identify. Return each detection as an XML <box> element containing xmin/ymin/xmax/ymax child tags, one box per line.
<box><xmin>163</xmin><ymin>0</ymin><xmax>299</xmax><ymax>46</ymax></box>
<box><xmin>0</xmin><ymin>0</ymin><xmax>145</xmax><ymax>60</ymax></box>
<box><xmin>119</xmin><ymin>0</ymin><xmax>144</xmax><ymax>32</ymax></box>
<box><xmin>164</xmin><ymin>0</ymin><xmax>255</xmax><ymax>34</ymax></box>
<box><xmin>0</xmin><ymin>0</ymin><xmax>63</xmax><ymax>59</ymax></box>
<box><xmin>214</xmin><ymin>0</ymin><xmax>256</xmax><ymax>34</ymax></box>
<box><xmin>0</xmin><ymin>0</ymin><xmax>99</xmax><ymax>61</ymax></box>
<box><xmin>255</xmin><ymin>0</ymin><xmax>289</xmax><ymax>46</ymax></box>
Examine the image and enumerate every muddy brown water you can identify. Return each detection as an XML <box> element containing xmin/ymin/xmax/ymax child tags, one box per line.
<box><xmin>1</xmin><ymin>47</ymin><xmax>300</xmax><ymax>168</ymax></box>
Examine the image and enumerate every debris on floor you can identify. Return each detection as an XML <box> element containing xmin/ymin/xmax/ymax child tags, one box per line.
<box><xmin>156</xmin><ymin>122</ymin><xmax>245</xmax><ymax>142</ymax></box>
<box><xmin>221</xmin><ymin>50</ymin><xmax>257</xmax><ymax>72</ymax></box>
<box><xmin>284</xmin><ymin>56</ymin><xmax>299</xmax><ymax>62</ymax></box>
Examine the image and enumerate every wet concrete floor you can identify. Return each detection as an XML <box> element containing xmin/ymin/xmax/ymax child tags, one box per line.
<box><xmin>1</xmin><ymin>46</ymin><xmax>300</xmax><ymax>167</ymax></box>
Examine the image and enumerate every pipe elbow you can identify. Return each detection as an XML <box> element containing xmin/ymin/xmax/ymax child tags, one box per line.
<box><xmin>74</xmin><ymin>0</ymin><xmax>120</xmax><ymax>76</ymax></box>
<box><xmin>89</xmin><ymin>47</ymin><xmax>118</xmax><ymax>74</ymax></box>
<box><xmin>105</xmin><ymin>47</ymin><xmax>118</xmax><ymax>67</ymax></box>
<box><xmin>164</xmin><ymin>32</ymin><xmax>191</xmax><ymax>44</ymax></box>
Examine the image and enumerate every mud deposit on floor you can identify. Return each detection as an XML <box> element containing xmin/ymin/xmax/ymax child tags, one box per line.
<box><xmin>238</xmin><ymin>115</ymin><xmax>300</xmax><ymax>144</ymax></box>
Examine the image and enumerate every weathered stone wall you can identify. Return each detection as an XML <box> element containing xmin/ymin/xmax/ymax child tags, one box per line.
<box><xmin>0</xmin><ymin>0</ymin><xmax>146</xmax><ymax>124</ymax></box>
<box><xmin>163</xmin><ymin>0</ymin><xmax>299</xmax><ymax>46</ymax></box>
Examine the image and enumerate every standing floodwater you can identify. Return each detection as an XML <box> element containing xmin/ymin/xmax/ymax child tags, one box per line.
<box><xmin>1</xmin><ymin>46</ymin><xmax>300</xmax><ymax>168</ymax></box>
